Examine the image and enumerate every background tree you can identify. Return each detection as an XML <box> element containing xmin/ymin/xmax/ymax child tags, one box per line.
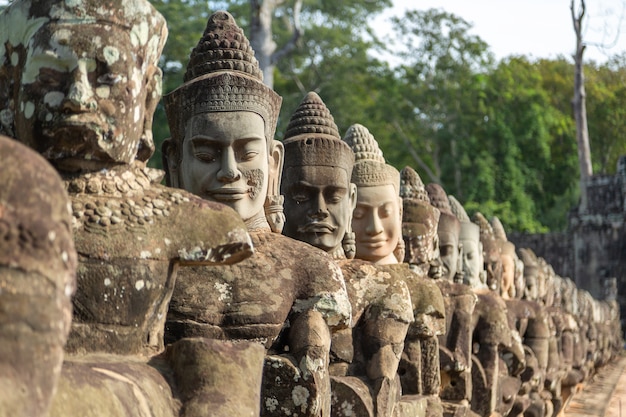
<box><xmin>571</xmin><ymin>0</ymin><xmax>593</xmax><ymax>213</ymax></box>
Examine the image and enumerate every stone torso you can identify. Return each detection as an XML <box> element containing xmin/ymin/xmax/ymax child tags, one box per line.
<box><xmin>65</xmin><ymin>163</ymin><xmax>250</xmax><ymax>356</ymax></box>
<box><xmin>166</xmin><ymin>231</ymin><xmax>351</xmax><ymax>350</ymax></box>
<box><xmin>331</xmin><ymin>259</ymin><xmax>413</xmax><ymax>369</ymax></box>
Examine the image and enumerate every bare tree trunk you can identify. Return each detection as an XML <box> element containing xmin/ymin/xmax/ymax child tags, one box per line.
<box><xmin>249</xmin><ymin>0</ymin><xmax>302</xmax><ymax>89</ymax></box>
<box><xmin>571</xmin><ymin>0</ymin><xmax>593</xmax><ymax>213</ymax></box>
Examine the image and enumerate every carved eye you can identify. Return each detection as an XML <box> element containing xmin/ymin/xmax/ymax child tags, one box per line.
<box><xmin>97</xmin><ymin>73</ymin><xmax>122</xmax><ymax>85</ymax></box>
<box><xmin>37</xmin><ymin>69</ymin><xmax>61</xmax><ymax>87</ymax></box>
<box><xmin>195</xmin><ymin>152</ymin><xmax>218</xmax><ymax>163</ymax></box>
<box><xmin>353</xmin><ymin>207</ymin><xmax>365</xmax><ymax>220</ymax></box>
<box><xmin>291</xmin><ymin>192</ymin><xmax>309</xmax><ymax>203</ymax></box>
<box><xmin>240</xmin><ymin>150</ymin><xmax>259</xmax><ymax>162</ymax></box>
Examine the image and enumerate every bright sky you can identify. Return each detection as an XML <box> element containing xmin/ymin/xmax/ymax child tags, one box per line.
<box><xmin>375</xmin><ymin>0</ymin><xmax>626</xmax><ymax>63</ymax></box>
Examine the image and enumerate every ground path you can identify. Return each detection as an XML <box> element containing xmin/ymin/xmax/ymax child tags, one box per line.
<box><xmin>561</xmin><ymin>354</ymin><xmax>626</xmax><ymax>417</ymax></box>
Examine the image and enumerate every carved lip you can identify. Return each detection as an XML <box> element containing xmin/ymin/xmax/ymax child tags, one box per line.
<box><xmin>360</xmin><ymin>239</ymin><xmax>387</xmax><ymax>248</ymax></box>
<box><xmin>298</xmin><ymin>222</ymin><xmax>336</xmax><ymax>233</ymax></box>
<box><xmin>207</xmin><ymin>188</ymin><xmax>248</xmax><ymax>201</ymax></box>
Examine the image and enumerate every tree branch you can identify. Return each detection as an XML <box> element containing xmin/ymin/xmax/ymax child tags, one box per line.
<box><xmin>392</xmin><ymin>120</ymin><xmax>442</xmax><ymax>184</ymax></box>
<box><xmin>271</xmin><ymin>0</ymin><xmax>303</xmax><ymax>65</ymax></box>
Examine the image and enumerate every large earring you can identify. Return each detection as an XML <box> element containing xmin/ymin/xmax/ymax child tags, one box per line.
<box><xmin>264</xmin><ymin>195</ymin><xmax>285</xmax><ymax>234</ymax></box>
<box><xmin>265</xmin><ymin>140</ymin><xmax>285</xmax><ymax>233</ymax></box>
<box><xmin>342</xmin><ymin>228</ymin><xmax>356</xmax><ymax>260</ymax></box>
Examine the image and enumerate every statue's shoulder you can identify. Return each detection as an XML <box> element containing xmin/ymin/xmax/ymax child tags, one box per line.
<box><xmin>69</xmin><ymin>166</ymin><xmax>250</xmax><ymax>263</ymax></box>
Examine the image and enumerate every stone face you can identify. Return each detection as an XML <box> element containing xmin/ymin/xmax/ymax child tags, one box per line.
<box><xmin>0</xmin><ymin>135</ymin><xmax>76</xmax><ymax>417</ymax></box>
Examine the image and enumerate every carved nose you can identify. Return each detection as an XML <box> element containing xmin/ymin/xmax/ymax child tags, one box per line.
<box><xmin>63</xmin><ymin>62</ymin><xmax>96</xmax><ymax>112</ymax></box>
<box><xmin>217</xmin><ymin>149</ymin><xmax>241</xmax><ymax>183</ymax></box>
<box><xmin>310</xmin><ymin>208</ymin><xmax>328</xmax><ymax>221</ymax></box>
<box><xmin>365</xmin><ymin>213</ymin><xmax>383</xmax><ymax>235</ymax></box>
<box><xmin>309</xmin><ymin>193</ymin><xmax>328</xmax><ymax>220</ymax></box>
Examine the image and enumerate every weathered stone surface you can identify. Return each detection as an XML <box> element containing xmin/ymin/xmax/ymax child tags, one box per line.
<box><xmin>49</xmin><ymin>355</ymin><xmax>179</xmax><ymax>417</ymax></box>
<box><xmin>166</xmin><ymin>338</ymin><xmax>265</xmax><ymax>417</ymax></box>
<box><xmin>0</xmin><ymin>135</ymin><xmax>76</xmax><ymax>417</ymax></box>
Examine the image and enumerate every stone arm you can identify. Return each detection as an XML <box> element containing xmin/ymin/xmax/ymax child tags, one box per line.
<box><xmin>288</xmin><ymin>258</ymin><xmax>352</xmax><ymax>417</ymax></box>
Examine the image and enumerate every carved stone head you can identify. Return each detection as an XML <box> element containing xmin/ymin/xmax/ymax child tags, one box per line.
<box><xmin>342</xmin><ymin>123</ymin><xmax>401</xmax><ymax>265</ymax></box>
<box><xmin>491</xmin><ymin>216</ymin><xmax>516</xmax><ymax>299</ymax></box>
<box><xmin>518</xmin><ymin>248</ymin><xmax>539</xmax><ymax>301</ymax></box>
<box><xmin>163</xmin><ymin>11</ymin><xmax>284</xmax><ymax>230</ymax></box>
<box><xmin>473</xmin><ymin>212</ymin><xmax>503</xmax><ymax>293</ymax></box>
<box><xmin>399</xmin><ymin>166</ymin><xmax>441</xmax><ymax>273</ymax></box>
<box><xmin>281</xmin><ymin>92</ymin><xmax>356</xmax><ymax>258</ymax></box>
<box><xmin>0</xmin><ymin>0</ymin><xmax>167</xmax><ymax>171</ymax></box>
<box><xmin>426</xmin><ymin>183</ymin><xmax>461</xmax><ymax>282</ymax></box>
<box><xmin>449</xmin><ymin>195</ymin><xmax>486</xmax><ymax>289</ymax></box>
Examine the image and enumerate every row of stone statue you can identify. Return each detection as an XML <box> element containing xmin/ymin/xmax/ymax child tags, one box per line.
<box><xmin>0</xmin><ymin>2</ymin><xmax>621</xmax><ymax>417</ymax></box>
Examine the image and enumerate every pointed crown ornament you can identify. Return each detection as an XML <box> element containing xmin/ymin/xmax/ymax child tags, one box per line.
<box><xmin>164</xmin><ymin>11</ymin><xmax>282</xmax><ymax>147</ymax></box>
<box><xmin>400</xmin><ymin>166</ymin><xmax>440</xmax><ymax>239</ymax></box>
<box><xmin>449</xmin><ymin>195</ymin><xmax>479</xmax><ymax>242</ymax></box>
<box><xmin>472</xmin><ymin>211</ymin><xmax>500</xmax><ymax>255</ymax></box>
<box><xmin>426</xmin><ymin>183</ymin><xmax>459</xmax><ymax>236</ymax></box>
<box><xmin>282</xmin><ymin>92</ymin><xmax>354</xmax><ymax>175</ymax></box>
<box><xmin>490</xmin><ymin>216</ymin><xmax>515</xmax><ymax>256</ymax></box>
<box><xmin>342</xmin><ymin>123</ymin><xmax>400</xmax><ymax>192</ymax></box>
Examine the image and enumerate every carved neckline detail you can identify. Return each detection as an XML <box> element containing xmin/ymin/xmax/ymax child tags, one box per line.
<box><xmin>63</xmin><ymin>162</ymin><xmax>165</xmax><ymax>196</ymax></box>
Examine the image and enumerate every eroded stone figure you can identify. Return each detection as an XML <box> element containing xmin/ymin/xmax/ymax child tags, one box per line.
<box><xmin>491</xmin><ymin>217</ymin><xmax>552</xmax><ymax>417</ymax></box>
<box><xmin>163</xmin><ymin>14</ymin><xmax>351</xmax><ymax>417</ymax></box>
<box><xmin>0</xmin><ymin>136</ymin><xmax>77</xmax><ymax>417</ymax></box>
<box><xmin>343</xmin><ymin>126</ymin><xmax>446</xmax><ymax>416</ymax></box>
<box><xmin>470</xmin><ymin>213</ymin><xmax>526</xmax><ymax>417</ymax></box>
<box><xmin>280</xmin><ymin>98</ymin><xmax>413</xmax><ymax>417</ymax></box>
<box><xmin>0</xmin><ymin>1</ymin><xmax>254</xmax><ymax>416</ymax></box>
<box><xmin>422</xmin><ymin>185</ymin><xmax>478</xmax><ymax>413</ymax></box>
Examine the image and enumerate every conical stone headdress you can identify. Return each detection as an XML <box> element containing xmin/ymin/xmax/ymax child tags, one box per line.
<box><xmin>473</xmin><ymin>211</ymin><xmax>499</xmax><ymax>257</ymax></box>
<box><xmin>342</xmin><ymin>124</ymin><xmax>400</xmax><ymax>191</ymax></box>
<box><xmin>282</xmin><ymin>92</ymin><xmax>353</xmax><ymax>176</ymax></box>
<box><xmin>400</xmin><ymin>166</ymin><xmax>440</xmax><ymax>240</ymax></box>
<box><xmin>449</xmin><ymin>195</ymin><xmax>479</xmax><ymax>242</ymax></box>
<box><xmin>491</xmin><ymin>216</ymin><xmax>515</xmax><ymax>256</ymax></box>
<box><xmin>426</xmin><ymin>183</ymin><xmax>460</xmax><ymax>237</ymax></box>
<box><xmin>164</xmin><ymin>11</ymin><xmax>282</xmax><ymax>146</ymax></box>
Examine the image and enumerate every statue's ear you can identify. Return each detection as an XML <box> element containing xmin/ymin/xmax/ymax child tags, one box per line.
<box><xmin>268</xmin><ymin>139</ymin><xmax>284</xmax><ymax>196</ymax></box>
<box><xmin>264</xmin><ymin>140</ymin><xmax>286</xmax><ymax>233</ymax></box>
<box><xmin>162</xmin><ymin>138</ymin><xmax>180</xmax><ymax>188</ymax></box>
<box><xmin>349</xmin><ymin>183</ymin><xmax>357</xmax><ymax>212</ymax></box>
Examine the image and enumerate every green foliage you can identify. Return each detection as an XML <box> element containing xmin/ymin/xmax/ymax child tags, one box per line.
<box><xmin>145</xmin><ymin>1</ymin><xmax>626</xmax><ymax>233</ymax></box>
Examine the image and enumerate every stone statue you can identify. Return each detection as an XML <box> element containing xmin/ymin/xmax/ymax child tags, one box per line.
<box><xmin>400</xmin><ymin>167</ymin><xmax>441</xmax><ymax>278</ymax></box>
<box><xmin>422</xmin><ymin>185</ymin><xmax>479</xmax><ymax>413</ymax></box>
<box><xmin>426</xmin><ymin>184</ymin><xmax>462</xmax><ymax>284</ymax></box>
<box><xmin>492</xmin><ymin>218</ymin><xmax>552</xmax><ymax>417</ymax></box>
<box><xmin>0</xmin><ymin>136</ymin><xmax>77</xmax><ymax>417</ymax></box>
<box><xmin>448</xmin><ymin>195</ymin><xmax>486</xmax><ymax>290</ymax></box>
<box><xmin>162</xmin><ymin>13</ymin><xmax>352</xmax><ymax>417</ymax></box>
<box><xmin>343</xmin><ymin>126</ymin><xmax>447</xmax><ymax>416</ymax></box>
<box><xmin>400</xmin><ymin>166</ymin><xmax>456</xmax><ymax>415</ymax></box>
<box><xmin>490</xmin><ymin>217</ymin><xmax>516</xmax><ymax>300</ymax></box>
<box><xmin>0</xmin><ymin>1</ymin><xmax>255</xmax><ymax>416</ymax></box>
<box><xmin>470</xmin><ymin>213</ymin><xmax>526</xmax><ymax>417</ymax></box>
<box><xmin>281</xmin><ymin>96</ymin><xmax>413</xmax><ymax>417</ymax></box>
